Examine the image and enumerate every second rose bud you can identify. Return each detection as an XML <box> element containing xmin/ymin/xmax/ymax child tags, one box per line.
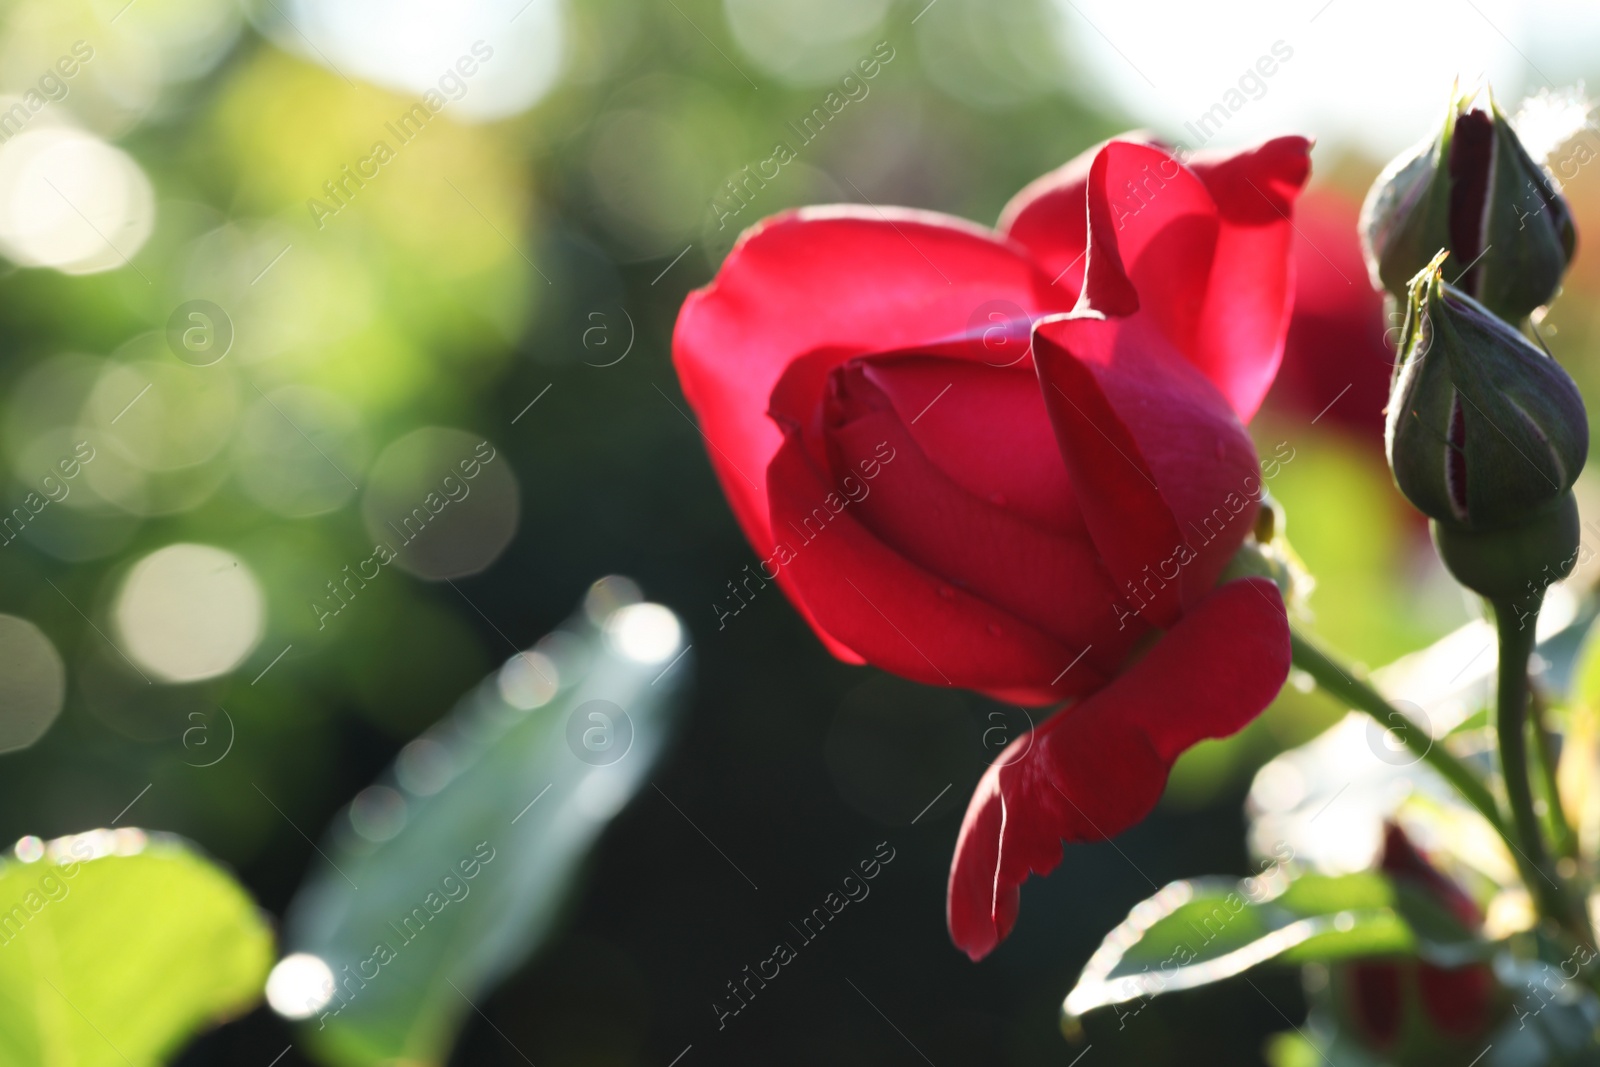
<box><xmin>1361</xmin><ymin>89</ymin><xmax>1575</xmax><ymax>323</ymax></box>
<box><xmin>1386</xmin><ymin>253</ymin><xmax>1587</xmax><ymax>598</ymax></box>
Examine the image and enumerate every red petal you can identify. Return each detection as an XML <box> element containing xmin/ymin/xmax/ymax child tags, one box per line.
<box><xmin>765</xmin><ymin>428</ymin><xmax>1111</xmax><ymax>704</ymax></box>
<box><xmin>820</xmin><ymin>360</ymin><xmax>1135</xmax><ymax>669</ymax></box>
<box><xmin>1379</xmin><ymin>822</ymin><xmax>1483</xmax><ymax>927</ymax></box>
<box><xmin>946</xmin><ymin>578</ymin><xmax>1290</xmax><ymax>960</ymax></box>
<box><xmin>1004</xmin><ymin>140</ymin><xmax>1215</xmax><ymax>366</ymax></box>
<box><xmin>1185</xmin><ymin>136</ymin><xmax>1314</xmax><ymax>420</ymax></box>
<box><xmin>997</xmin><ymin>142</ymin><xmax>1097</xmax><ymax>293</ymax></box>
<box><xmin>1002</xmin><ymin>137</ymin><xmax>1312</xmax><ymax>420</ymax></box>
<box><xmin>1264</xmin><ymin>187</ymin><xmax>1393</xmax><ymax>444</ymax></box>
<box><xmin>846</xmin><ymin>356</ymin><xmax>1087</xmax><ymax>537</ymax></box>
<box><xmin>1033</xmin><ymin>315</ymin><xmax>1262</xmax><ymax>630</ymax></box>
<box><xmin>674</xmin><ymin>207</ymin><xmax>1071</xmax><ymax>658</ymax></box>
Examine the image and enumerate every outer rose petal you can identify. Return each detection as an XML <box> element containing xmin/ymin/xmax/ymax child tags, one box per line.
<box><xmin>1001</xmin><ymin>136</ymin><xmax>1312</xmax><ymax>419</ymax></box>
<box><xmin>1184</xmin><ymin>136</ymin><xmax>1313</xmax><ymax>419</ymax></box>
<box><xmin>1033</xmin><ymin>315</ymin><xmax>1263</xmax><ymax>630</ymax></box>
<box><xmin>997</xmin><ymin>141</ymin><xmax>1097</xmax><ymax>290</ymax></box>
<box><xmin>946</xmin><ymin>578</ymin><xmax>1290</xmax><ymax>960</ymax></box>
<box><xmin>674</xmin><ymin>206</ymin><xmax>1070</xmax><ymax>561</ymax></box>
<box><xmin>674</xmin><ymin>207</ymin><xmax>1071</xmax><ymax>660</ymax></box>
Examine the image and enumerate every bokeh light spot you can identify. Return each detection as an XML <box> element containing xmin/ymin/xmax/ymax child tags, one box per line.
<box><xmin>0</xmin><ymin>615</ymin><xmax>66</xmax><ymax>753</ymax></box>
<box><xmin>236</xmin><ymin>385</ymin><xmax>365</xmax><ymax>518</ymax></box>
<box><xmin>723</xmin><ymin>0</ymin><xmax>892</xmax><ymax>85</ymax></box>
<box><xmin>114</xmin><ymin>543</ymin><xmax>265</xmax><ymax>683</ymax></box>
<box><xmin>582</xmin><ymin>575</ymin><xmax>642</xmax><ymax>626</ymax></box>
<box><xmin>360</xmin><ymin>427</ymin><xmax>519</xmax><ymax>581</ymax></box>
<box><xmin>604</xmin><ymin>603</ymin><xmax>681</xmax><ymax>665</ymax></box>
<box><xmin>272</xmin><ymin>0</ymin><xmax>564</xmax><ymax>122</ymax></box>
<box><xmin>395</xmin><ymin>736</ymin><xmax>455</xmax><ymax>796</ymax></box>
<box><xmin>348</xmin><ymin>784</ymin><xmax>407</xmax><ymax>842</ymax></box>
<box><xmin>0</xmin><ymin>127</ymin><xmax>154</xmax><ymax>275</ymax></box>
<box><xmin>497</xmin><ymin>650</ymin><xmax>558</xmax><ymax>710</ymax></box>
<box><xmin>265</xmin><ymin>953</ymin><xmax>335</xmax><ymax>1019</ymax></box>
<box><xmin>12</xmin><ymin>835</ymin><xmax>43</xmax><ymax>863</ymax></box>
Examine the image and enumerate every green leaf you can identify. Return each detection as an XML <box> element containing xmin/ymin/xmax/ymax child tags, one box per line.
<box><xmin>1481</xmin><ymin>959</ymin><xmax>1600</xmax><ymax>1067</ymax></box>
<box><xmin>1265</xmin><ymin>1027</ymin><xmax>1391</xmax><ymax>1067</ymax></box>
<box><xmin>1570</xmin><ymin>611</ymin><xmax>1600</xmax><ymax>713</ymax></box>
<box><xmin>1289</xmin><ymin>953</ymin><xmax>1600</xmax><ymax>1067</ymax></box>
<box><xmin>1445</xmin><ymin>705</ymin><xmax>1492</xmax><ymax>737</ymax></box>
<box><xmin>280</xmin><ymin>594</ymin><xmax>690</xmax><ymax>1067</ymax></box>
<box><xmin>0</xmin><ymin>830</ymin><xmax>273</xmax><ymax>1066</ymax></box>
<box><xmin>1063</xmin><ymin>871</ymin><xmax>1481</xmax><ymax>1021</ymax></box>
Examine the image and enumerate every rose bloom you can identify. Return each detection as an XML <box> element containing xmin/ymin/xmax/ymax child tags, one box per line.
<box><xmin>674</xmin><ymin>135</ymin><xmax>1308</xmax><ymax>959</ymax></box>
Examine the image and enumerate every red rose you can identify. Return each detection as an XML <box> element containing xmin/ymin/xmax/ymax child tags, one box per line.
<box><xmin>1342</xmin><ymin>824</ymin><xmax>1504</xmax><ymax>1057</ymax></box>
<box><xmin>674</xmin><ymin>135</ymin><xmax>1307</xmax><ymax>960</ymax></box>
<box><xmin>1264</xmin><ymin>187</ymin><xmax>1395</xmax><ymax>446</ymax></box>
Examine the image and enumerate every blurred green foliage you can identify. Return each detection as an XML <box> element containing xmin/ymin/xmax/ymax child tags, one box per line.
<box><xmin>0</xmin><ymin>833</ymin><xmax>272</xmax><ymax>1066</ymax></box>
<box><xmin>288</xmin><ymin>593</ymin><xmax>688</xmax><ymax>1067</ymax></box>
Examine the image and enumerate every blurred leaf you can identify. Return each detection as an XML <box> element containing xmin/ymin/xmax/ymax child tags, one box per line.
<box><xmin>1563</xmin><ymin>617</ymin><xmax>1600</xmax><ymax>861</ymax></box>
<box><xmin>1062</xmin><ymin>871</ymin><xmax>1484</xmax><ymax>1021</ymax></box>
<box><xmin>1559</xmin><ymin>700</ymin><xmax>1600</xmax><ymax>861</ymax></box>
<box><xmin>1446</xmin><ymin>706</ymin><xmax>1492</xmax><ymax>736</ymax></box>
<box><xmin>1245</xmin><ymin>600</ymin><xmax>1600</xmax><ymax>888</ymax></box>
<box><xmin>284</xmin><ymin>591</ymin><xmax>689</xmax><ymax>1067</ymax></box>
<box><xmin>1480</xmin><ymin>959</ymin><xmax>1600</xmax><ymax>1066</ymax></box>
<box><xmin>1572</xmin><ymin>613</ymin><xmax>1600</xmax><ymax>712</ymax></box>
<box><xmin>0</xmin><ymin>831</ymin><xmax>272</xmax><ymax>1066</ymax></box>
<box><xmin>1265</xmin><ymin>1027</ymin><xmax>1390</xmax><ymax>1067</ymax></box>
<box><xmin>1289</xmin><ymin>954</ymin><xmax>1600</xmax><ymax>1067</ymax></box>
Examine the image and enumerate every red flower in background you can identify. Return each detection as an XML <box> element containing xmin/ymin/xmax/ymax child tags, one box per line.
<box><xmin>1343</xmin><ymin>824</ymin><xmax>1505</xmax><ymax>1053</ymax></box>
<box><xmin>674</xmin><ymin>135</ymin><xmax>1308</xmax><ymax>961</ymax></box>
<box><xmin>1264</xmin><ymin>187</ymin><xmax>1394</xmax><ymax>444</ymax></box>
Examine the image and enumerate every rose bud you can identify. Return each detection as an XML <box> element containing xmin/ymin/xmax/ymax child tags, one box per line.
<box><xmin>1336</xmin><ymin>824</ymin><xmax>1507</xmax><ymax>1064</ymax></box>
<box><xmin>1386</xmin><ymin>254</ymin><xmax>1587</xmax><ymax>597</ymax></box>
<box><xmin>1361</xmin><ymin>90</ymin><xmax>1575</xmax><ymax>322</ymax></box>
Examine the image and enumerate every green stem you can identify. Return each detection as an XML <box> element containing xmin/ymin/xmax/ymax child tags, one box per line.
<box><xmin>1289</xmin><ymin>628</ymin><xmax>1511</xmax><ymax>848</ymax></box>
<box><xmin>1491</xmin><ymin>603</ymin><xmax>1589</xmax><ymax>943</ymax></box>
